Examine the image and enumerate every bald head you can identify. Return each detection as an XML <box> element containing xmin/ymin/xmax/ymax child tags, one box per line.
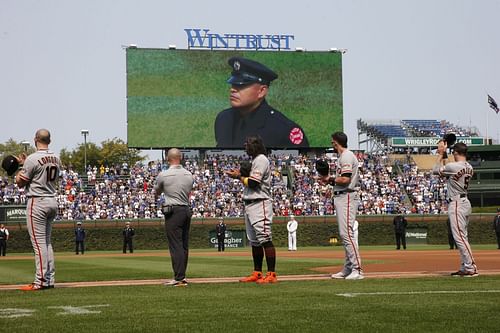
<box><xmin>167</xmin><ymin>148</ymin><xmax>182</xmax><ymax>165</ymax></box>
<box><xmin>35</xmin><ymin>129</ymin><xmax>51</xmax><ymax>147</ymax></box>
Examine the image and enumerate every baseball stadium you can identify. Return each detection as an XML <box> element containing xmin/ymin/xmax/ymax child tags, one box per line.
<box><xmin>2</xmin><ymin>40</ymin><xmax>500</xmax><ymax>333</ymax></box>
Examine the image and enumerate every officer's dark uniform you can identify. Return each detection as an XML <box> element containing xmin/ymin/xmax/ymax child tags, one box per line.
<box><xmin>75</xmin><ymin>223</ymin><xmax>86</xmax><ymax>254</ymax></box>
<box><xmin>214</xmin><ymin>57</ymin><xmax>309</xmax><ymax>149</ymax></box>
<box><xmin>123</xmin><ymin>224</ymin><xmax>135</xmax><ymax>253</ymax></box>
<box><xmin>493</xmin><ymin>210</ymin><xmax>500</xmax><ymax>249</ymax></box>
<box><xmin>0</xmin><ymin>226</ymin><xmax>8</xmax><ymax>256</ymax></box>
<box><xmin>393</xmin><ymin>215</ymin><xmax>407</xmax><ymax>250</ymax></box>
<box><xmin>216</xmin><ymin>220</ymin><xmax>227</xmax><ymax>252</ymax></box>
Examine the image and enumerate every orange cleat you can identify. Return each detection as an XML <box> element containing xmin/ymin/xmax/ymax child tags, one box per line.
<box><xmin>239</xmin><ymin>271</ymin><xmax>263</xmax><ymax>282</ymax></box>
<box><xmin>256</xmin><ymin>272</ymin><xmax>278</xmax><ymax>284</ymax></box>
<box><xmin>19</xmin><ymin>283</ymin><xmax>47</xmax><ymax>291</ymax></box>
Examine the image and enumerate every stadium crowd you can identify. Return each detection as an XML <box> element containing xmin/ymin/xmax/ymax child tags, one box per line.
<box><xmin>0</xmin><ymin>153</ymin><xmax>451</xmax><ymax>220</ymax></box>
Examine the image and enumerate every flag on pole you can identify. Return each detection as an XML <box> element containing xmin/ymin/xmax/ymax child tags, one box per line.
<box><xmin>488</xmin><ymin>94</ymin><xmax>499</xmax><ymax>114</ymax></box>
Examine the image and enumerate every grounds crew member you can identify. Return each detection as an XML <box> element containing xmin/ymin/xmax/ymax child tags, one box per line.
<box><xmin>225</xmin><ymin>136</ymin><xmax>278</xmax><ymax>283</ymax></box>
<box><xmin>215</xmin><ymin>57</ymin><xmax>309</xmax><ymax>148</ymax></box>
<box><xmin>155</xmin><ymin>148</ymin><xmax>194</xmax><ymax>287</ymax></box>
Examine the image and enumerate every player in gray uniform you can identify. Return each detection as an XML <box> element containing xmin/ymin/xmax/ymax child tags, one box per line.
<box><xmin>319</xmin><ymin>132</ymin><xmax>363</xmax><ymax>280</ymax></box>
<box><xmin>225</xmin><ymin>136</ymin><xmax>277</xmax><ymax>284</ymax></box>
<box><xmin>15</xmin><ymin>129</ymin><xmax>60</xmax><ymax>290</ymax></box>
<box><xmin>433</xmin><ymin>141</ymin><xmax>478</xmax><ymax>277</ymax></box>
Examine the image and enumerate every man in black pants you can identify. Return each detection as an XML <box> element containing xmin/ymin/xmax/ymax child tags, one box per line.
<box><xmin>0</xmin><ymin>223</ymin><xmax>9</xmax><ymax>256</ymax></box>
<box><xmin>216</xmin><ymin>218</ymin><xmax>227</xmax><ymax>252</ymax></box>
<box><xmin>493</xmin><ymin>208</ymin><xmax>500</xmax><ymax>250</ymax></box>
<box><xmin>75</xmin><ymin>221</ymin><xmax>86</xmax><ymax>254</ymax></box>
<box><xmin>122</xmin><ymin>222</ymin><xmax>135</xmax><ymax>253</ymax></box>
<box><xmin>393</xmin><ymin>214</ymin><xmax>407</xmax><ymax>250</ymax></box>
<box><xmin>155</xmin><ymin>148</ymin><xmax>194</xmax><ymax>287</ymax></box>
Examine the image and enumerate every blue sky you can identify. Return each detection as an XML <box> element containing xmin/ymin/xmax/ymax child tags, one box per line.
<box><xmin>1</xmin><ymin>0</ymin><xmax>499</xmax><ymax>158</ymax></box>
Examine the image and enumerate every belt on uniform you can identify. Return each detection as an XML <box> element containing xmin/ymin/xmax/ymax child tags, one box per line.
<box><xmin>243</xmin><ymin>198</ymin><xmax>265</xmax><ymax>205</ymax></box>
<box><xmin>333</xmin><ymin>190</ymin><xmax>354</xmax><ymax>196</ymax></box>
<box><xmin>447</xmin><ymin>194</ymin><xmax>467</xmax><ymax>203</ymax></box>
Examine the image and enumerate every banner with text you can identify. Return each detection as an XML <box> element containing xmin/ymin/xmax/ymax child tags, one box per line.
<box><xmin>391</xmin><ymin>137</ymin><xmax>484</xmax><ymax>147</ymax></box>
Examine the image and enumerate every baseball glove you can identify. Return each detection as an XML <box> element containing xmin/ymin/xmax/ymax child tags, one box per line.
<box><xmin>315</xmin><ymin>159</ymin><xmax>330</xmax><ymax>176</ymax></box>
<box><xmin>443</xmin><ymin>133</ymin><xmax>457</xmax><ymax>147</ymax></box>
<box><xmin>2</xmin><ymin>154</ymin><xmax>20</xmax><ymax>176</ymax></box>
<box><xmin>442</xmin><ymin>133</ymin><xmax>457</xmax><ymax>159</ymax></box>
<box><xmin>239</xmin><ymin>161</ymin><xmax>252</xmax><ymax>177</ymax></box>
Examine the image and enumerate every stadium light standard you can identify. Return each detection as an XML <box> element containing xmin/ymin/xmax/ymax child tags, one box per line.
<box><xmin>21</xmin><ymin>141</ymin><xmax>30</xmax><ymax>152</ymax></box>
<box><xmin>81</xmin><ymin>129</ymin><xmax>89</xmax><ymax>172</ymax></box>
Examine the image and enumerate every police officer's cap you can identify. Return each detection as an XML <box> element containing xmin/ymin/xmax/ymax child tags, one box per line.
<box><xmin>227</xmin><ymin>57</ymin><xmax>278</xmax><ymax>86</ymax></box>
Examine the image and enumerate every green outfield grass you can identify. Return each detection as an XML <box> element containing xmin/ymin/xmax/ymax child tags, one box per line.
<box><xmin>1</xmin><ymin>278</ymin><xmax>499</xmax><ymax>332</ymax></box>
<box><xmin>1</xmin><ymin>246</ymin><xmax>499</xmax><ymax>332</ymax></box>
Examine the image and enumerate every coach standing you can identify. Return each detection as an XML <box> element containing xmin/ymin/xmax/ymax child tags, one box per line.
<box><xmin>16</xmin><ymin>129</ymin><xmax>60</xmax><ymax>290</ymax></box>
<box><xmin>319</xmin><ymin>132</ymin><xmax>363</xmax><ymax>280</ymax></box>
<box><xmin>155</xmin><ymin>148</ymin><xmax>194</xmax><ymax>287</ymax></box>
<box><xmin>493</xmin><ymin>208</ymin><xmax>500</xmax><ymax>249</ymax></box>
<box><xmin>433</xmin><ymin>141</ymin><xmax>478</xmax><ymax>277</ymax></box>
<box><xmin>393</xmin><ymin>214</ymin><xmax>407</xmax><ymax>250</ymax></box>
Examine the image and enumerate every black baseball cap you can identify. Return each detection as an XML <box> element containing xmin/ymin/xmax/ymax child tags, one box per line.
<box><xmin>227</xmin><ymin>57</ymin><xmax>278</xmax><ymax>86</ymax></box>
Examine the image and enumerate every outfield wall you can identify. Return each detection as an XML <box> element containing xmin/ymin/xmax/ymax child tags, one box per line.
<box><xmin>3</xmin><ymin>214</ymin><xmax>497</xmax><ymax>253</ymax></box>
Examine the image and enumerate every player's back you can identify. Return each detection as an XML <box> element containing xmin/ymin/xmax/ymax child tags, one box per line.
<box><xmin>22</xmin><ymin>150</ymin><xmax>60</xmax><ymax>197</ymax></box>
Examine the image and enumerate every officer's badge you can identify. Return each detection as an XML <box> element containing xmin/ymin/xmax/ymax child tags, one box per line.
<box><xmin>233</xmin><ymin>61</ymin><xmax>240</xmax><ymax>71</ymax></box>
<box><xmin>289</xmin><ymin>127</ymin><xmax>304</xmax><ymax>145</ymax></box>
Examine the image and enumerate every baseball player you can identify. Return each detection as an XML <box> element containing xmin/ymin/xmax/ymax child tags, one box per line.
<box><xmin>319</xmin><ymin>132</ymin><xmax>363</xmax><ymax>280</ymax></box>
<box><xmin>433</xmin><ymin>141</ymin><xmax>478</xmax><ymax>277</ymax></box>
<box><xmin>15</xmin><ymin>129</ymin><xmax>60</xmax><ymax>290</ymax></box>
<box><xmin>225</xmin><ymin>136</ymin><xmax>277</xmax><ymax>284</ymax></box>
<box><xmin>287</xmin><ymin>215</ymin><xmax>298</xmax><ymax>251</ymax></box>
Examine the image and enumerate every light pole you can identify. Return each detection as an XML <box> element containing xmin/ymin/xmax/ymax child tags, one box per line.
<box><xmin>21</xmin><ymin>141</ymin><xmax>30</xmax><ymax>152</ymax></box>
<box><xmin>81</xmin><ymin>129</ymin><xmax>89</xmax><ymax>172</ymax></box>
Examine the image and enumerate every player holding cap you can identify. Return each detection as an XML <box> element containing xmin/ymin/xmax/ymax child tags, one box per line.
<box><xmin>15</xmin><ymin>129</ymin><xmax>61</xmax><ymax>290</ymax></box>
<box><xmin>433</xmin><ymin>140</ymin><xmax>478</xmax><ymax>277</ymax></box>
<box><xmin>225</xmin><ymin>136</ymin><xmax>278</xmax><ymax>284</ymax></box>
<box><xmin>215</xmin><ymin>57</ymin><xmax>309</xmax><ymax>148</ymax></box>
<box><xmin>318</xmin><ymin>131</ymin><xmax>363</xmax><ymax>280</ymax></box>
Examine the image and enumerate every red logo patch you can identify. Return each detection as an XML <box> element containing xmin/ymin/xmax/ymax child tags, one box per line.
<box><xmin>289</xmin><ymin>127</ymin><xmax>304</xmax><ymax>145</ymax></box>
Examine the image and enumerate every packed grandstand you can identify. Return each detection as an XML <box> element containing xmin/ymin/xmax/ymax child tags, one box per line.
<box><xmin>0</xmin><ymin>119</ymin><xmax>488</xmax><ymax>220</ymax></box>
<box><xmin>0</xmin><ymin>153</ymin><xmax>449</xmax><ymax>220</ymax></box>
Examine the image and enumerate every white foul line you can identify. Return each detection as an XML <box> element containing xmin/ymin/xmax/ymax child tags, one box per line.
<box><xmin>337</xmin><ymin>290</ymin><xmax>500</xmax><ymax>297</ymax></box>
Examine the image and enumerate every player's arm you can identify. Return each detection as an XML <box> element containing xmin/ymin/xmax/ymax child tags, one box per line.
<box><xmin>432</xmin><ymin>140</ymin><xmax>448</xmax><ymax>176</ymax></box>
<box><xmin>335</xmin><ymin>161</ymin><xmax>353</xmax><ymax>186</ymax></box>
<box><xmin>15</xmin><ymin>154</ymin><xmax>30</xmax><ymax>188</ymax></box>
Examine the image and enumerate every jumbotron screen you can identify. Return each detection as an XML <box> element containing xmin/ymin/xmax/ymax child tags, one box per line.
<box><xmin>126</xmin><ymin>48</ymin><xmax>343</xmax><ymax>149</ymax></box>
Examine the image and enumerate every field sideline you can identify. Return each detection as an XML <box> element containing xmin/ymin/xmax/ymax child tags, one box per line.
<box><xmin>1</xmin><ymin>246</ymin><xmax>499</xmax><ymax>332</ymax></box>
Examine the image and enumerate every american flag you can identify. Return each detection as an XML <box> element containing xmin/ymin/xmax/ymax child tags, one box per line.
<box><xmin>488</xmin><ymin>94</ymin><xmax>499</xmax><ymax>114</ymax></box>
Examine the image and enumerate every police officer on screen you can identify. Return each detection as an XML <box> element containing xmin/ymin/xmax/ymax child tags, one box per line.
<box><xmin>214</xmin><ymin>57</ymin><xmax>309</xmax><ymax>148</ymax></box>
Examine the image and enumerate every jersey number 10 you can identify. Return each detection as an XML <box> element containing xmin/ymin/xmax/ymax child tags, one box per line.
<box><xmin>45</xmin><ymin>166</ymin><xmax>58</xmax><ymax>182</ymax></box>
